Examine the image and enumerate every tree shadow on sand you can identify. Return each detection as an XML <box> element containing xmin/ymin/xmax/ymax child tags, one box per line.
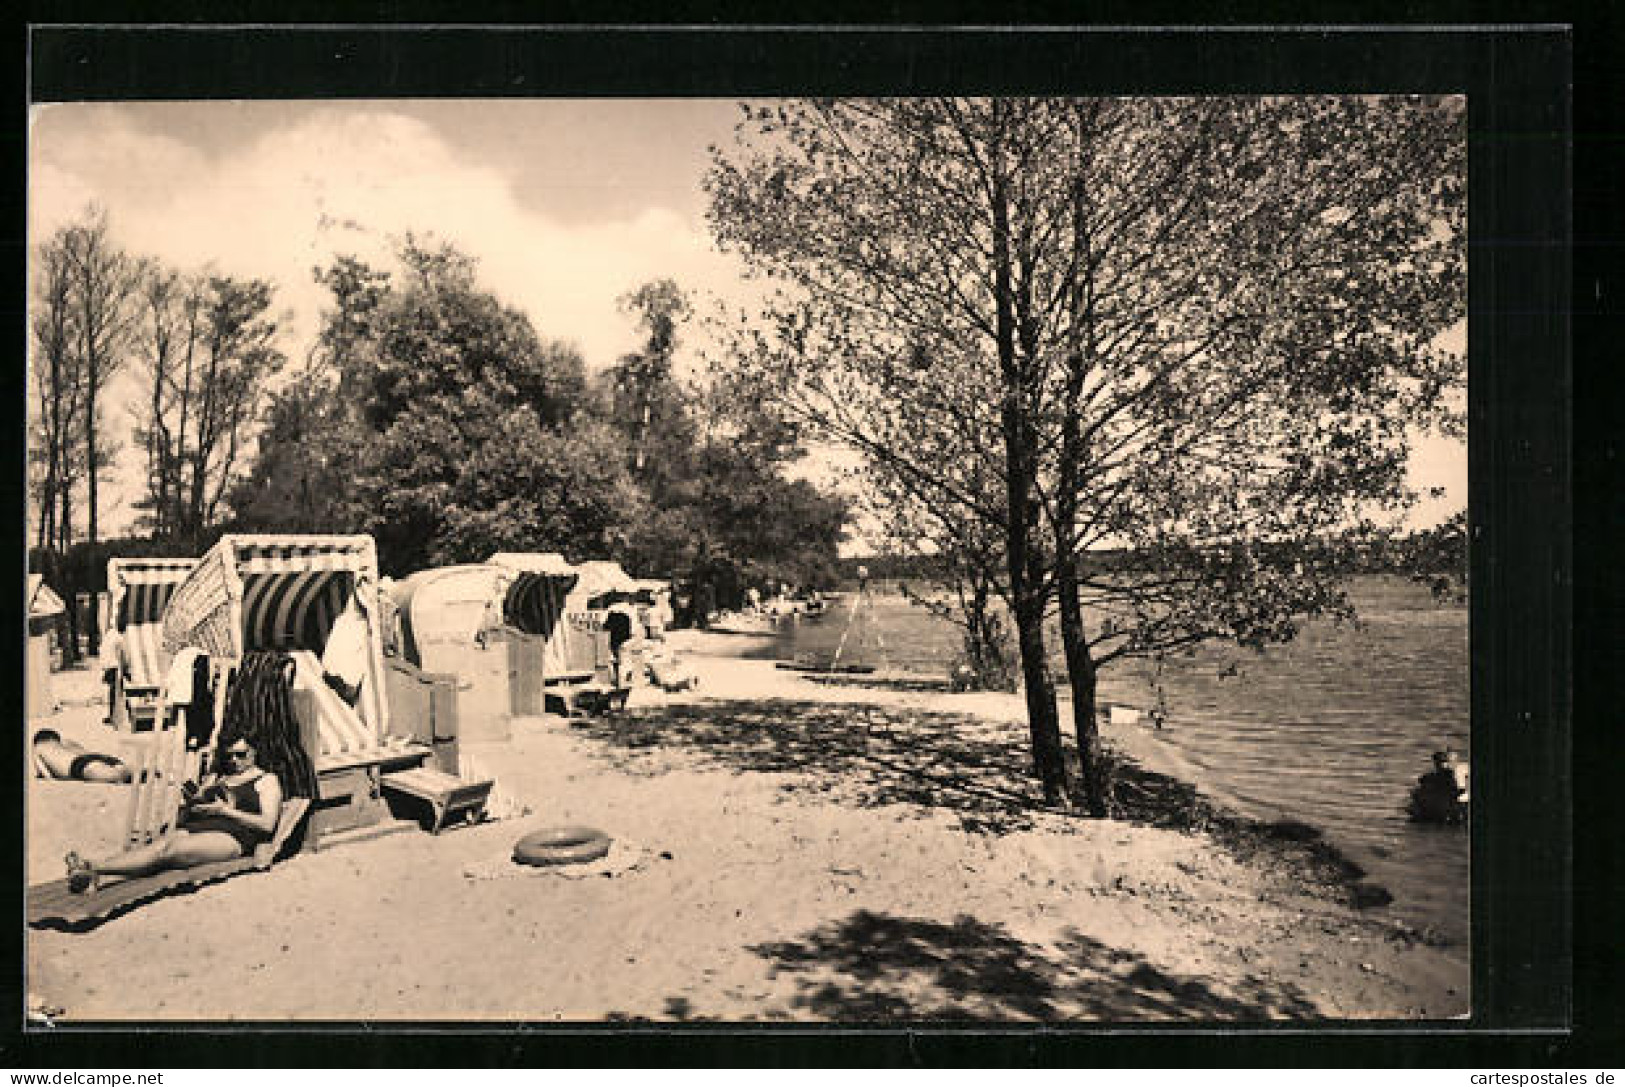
<box><xmin>575</xmin><ymin>698</ymin><xmax>1042</xmax><ymax>834</ymax></box>
<box><xmin>574</xmin><ymin>697</ymin><xmax>1379</xmax><ymax>908</ymax></box>
<box><xmin>748</xmin><ymin>908</ymin><xmax>1321</xmax><ymax>1021</ymax></box>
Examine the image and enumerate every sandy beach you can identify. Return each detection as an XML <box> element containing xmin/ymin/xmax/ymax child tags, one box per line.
<box><xmin>26</xmin><ymin>634</ymin><xmax>1468</xmax><ymax>1023</ymax></box>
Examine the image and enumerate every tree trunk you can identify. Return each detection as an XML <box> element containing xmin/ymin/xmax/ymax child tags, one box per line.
<box><xmin>84</xmin><ymin>383</ymin><xmax>100</xmax><ymax>658</ymax></box>
<box><xmin>990</xmin><ymin>108</ymin><xmax>1068</xmax><ymax>804</ymax></box>
<box><xmin>1055</xmin><ymin>100</ymin><xmax>1108</xmax><ymax>816</ymax></box>
<box><xmin>1013</xmin><ymin>575</ymin><xmax>1067</xmax><ymax>803</ymax></box>
<box><xmin>1057</xmin><ymin>563</ymin><xmax>1108</xmax><ymax>815</ymax></box>
<box><xmin>59</xmin><ymin>493</ymin><xmax>80</xmax><ymax>666</ymax></box>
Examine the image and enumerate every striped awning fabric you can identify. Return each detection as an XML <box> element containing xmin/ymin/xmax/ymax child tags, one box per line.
<box><xmin>231</xmin><ymin>536</ymin><xmax>373</xmax><ymax>574</ymax></box>
<box><xmin>241</xmin><ymin>570</ymin><xmax>353</xmax><ymax>652</ymax></box>
<box><xmin>288</xmin><ymin>650</ymin><xmax>380</xmax><ymax>762</ymax></box>
<box><xmin>502</xmin><ymin>570</ymin><xmax>577</xmax><ymax>638</ymax></box>
<box><xmin>162</xmin><ymin>535</ymin><xmax>378</xmax><ymax>658</ymax></box>
<box><xmin>109</xmin><ymin>557</ymin><xmax>198</xmax><ymax>688</ymax></box>
<box><xmin>487</xmin><ymin>554</ymin><xmax>591</xmax><ymax>675</ymax></box>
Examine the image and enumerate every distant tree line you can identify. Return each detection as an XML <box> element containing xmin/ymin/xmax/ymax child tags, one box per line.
<box><xmin>29</xmin><ymin>210</ymin><xmax>850</xmax><ymax>657</ymax></box>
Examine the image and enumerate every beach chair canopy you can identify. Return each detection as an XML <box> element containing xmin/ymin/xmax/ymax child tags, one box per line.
<box><xmin>161</xmin><ymin>535</ymin><xmax>397</xmax><ymax>763</ymax></box>
<box><xmin>106</xmin><ymin>556</ymin><xmax>199</xmax><ymax>689</ymax></box>
<box><xmin>486</xmin><ymin>552</ymin><xmax>580</xmax><ymax>637</ymax></box>
<box><xmin>389</xmin><ymin>564</ymin><xmax>506</xmax><ymax>669</ymax></box>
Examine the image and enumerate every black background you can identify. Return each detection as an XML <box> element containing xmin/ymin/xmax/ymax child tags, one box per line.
<box><xmin>5</xmin><ymin>2</ymin><xmax>1612</xmax><ymax>1070</ymax></box>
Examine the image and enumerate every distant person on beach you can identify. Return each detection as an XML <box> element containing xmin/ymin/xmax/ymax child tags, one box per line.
<box><xmin>605</xmin><ymin>603</ymin><xmax>636</xmax><ymax>686</ymax></box>
<box><xmin>99</xmin><ymin>624</ymin><xmax>127</xmax><ymax>725</ymax></box>
<box><xmin>32</xmin><ymin>728</ymin><xmax>132</xmax><ymax>784</ymax></box>
<box><xmin>646</xmin><ymin>591</ymin><xmax>673</xmax><ymax>640</ymax></box>
<box><xmin>64</xmin><ymin>735</ymin><xmax>284</xmax><ymax>894</ymax></box>
<box><xmin>1408</xmin><ymin>749</ymin><xmax>1469</xmax><ymax>824</ymax></box>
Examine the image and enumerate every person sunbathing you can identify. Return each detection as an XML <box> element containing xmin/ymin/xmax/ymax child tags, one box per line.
<box><xmin>646</xmin><ymin>652</ymin><xmax>699</xmax><ymax>692</ymax></box>
<box><xmin>32</xmin><ymin>729</ymin><xmax>132</xmax><ymax>784</ymax></box>
<box><xmin>64</xmin><ymin>737</ymin><xmax>283</xmax><ymax>894</ymax></box>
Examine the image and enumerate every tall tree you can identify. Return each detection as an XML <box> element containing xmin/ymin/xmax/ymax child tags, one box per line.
<box><xmin>228</xmin><ymin>255</ymin><xmax>390</xmax><ymax>536</ymax></box>
<box><xmin>131</xmin><ymin>271</ymin><xmax>286</xmax><ymax>548</ymax></box>
<box><xmin>252</xmin><ymin>237</ymin><xmax>617</xmax><ymax>574</ymax></box>
<box><xmin>130</xmin><ymin>264</ymin><xmax>199</xmax><ymax>541</ymax></box>
<box><xmin>1038</xmin><ymin>97</ymin><xmax>1465</xmax><ymax>813</ymax></box>
<box><xmin>58</xmin><ymin>207</ymin><xmax>141</xmax><ymax>654</ymax></box>
<box><xmin>709</xmin><ymin>97</ymin><xmax>1465</xmax><ymax>811</ymax></box>
<box><xmin>606</xmin><ymin>278</ymin><xmax>693</xmax><ymax>476</ymax></box>
<box><xmin>29</xmin><ymin>231</ymin><xmax>84</xmax><ymax>556</ymax></box>
<box><xmin>710</xmin><ymin>99</ymin><xmax>1073</xmax><ymax>800</ymax></box>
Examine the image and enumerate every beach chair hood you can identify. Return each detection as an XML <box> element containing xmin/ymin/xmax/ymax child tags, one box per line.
<box><xmin>390</xmin><ymin>564</ymin><xmax>508</xmax><ymax>671</ymax></box>
<box><xmin>106</xmin><ymin>556</ymin><xmax>199</xmax><ymax>690</ymax></box>
<box><xmin>161</xmin><ymin>535</ymin><xmax>400</xmax><ymax>767</ymax></box>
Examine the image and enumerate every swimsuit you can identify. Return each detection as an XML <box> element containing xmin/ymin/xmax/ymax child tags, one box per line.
<box><xmin>185</xmin><ymin>770</ymin><xmax>272</xmax><ymax>852</ymax></box>
<box><xmin>67</xmin><ymin>753</ymin><xmax>124</xmax><ymax>780</ymax></box>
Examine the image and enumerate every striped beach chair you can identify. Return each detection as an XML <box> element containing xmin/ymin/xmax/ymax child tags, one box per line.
<box><xmin>106</xmin><ymin>557</ymin><xmax>198</xmax><ymax>731</ymax></box>
<box><xmin>160</xmin><ymin>535</ymin><xmax>432</xmax><ymax>843</ymax></box>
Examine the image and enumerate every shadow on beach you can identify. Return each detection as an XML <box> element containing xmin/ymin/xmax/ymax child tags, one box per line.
<box><xmin>572</xmin><ymin>696</ymin><xmax>1383</xmax><ymax>910</ymax></box>
<box><xmin>611</xmin><ymin>909</ymin><xmax>1318</xmax><ymax>1022</ymax></box>
<box><xmin>575</xmin><ymin>697</ymin><xmax>1041</xmax><ymax>835</ymax></box>
<box><xmin>749</xmin><ymin>909</ymin><xmax>1321</xmax><ymax>1021</ymax></box>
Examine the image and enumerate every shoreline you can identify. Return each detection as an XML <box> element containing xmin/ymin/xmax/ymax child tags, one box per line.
<box><xmin>678</xmin><ymin>630</ymin><xmax>1408</xmax><ymax>924</ymax></box>
<box><xmin>26</xmin><ymin>646</ymin><xmax>1468</xmax><ymax>1022</ymax></box>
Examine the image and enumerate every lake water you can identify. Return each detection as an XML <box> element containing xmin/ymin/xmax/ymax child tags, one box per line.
<box><xmin>757</xmin><ymin>576</ymin><xmax>1470</xmax><ymax>945</ymax></box>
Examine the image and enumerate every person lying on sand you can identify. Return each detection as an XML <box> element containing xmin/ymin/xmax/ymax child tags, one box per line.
<box><xmin>64</xmin><ymin>735</ymin><xmax>283</xmax><ymax>895</ymax></box>
<box><xmin>646</xmin><ymin>651</ymin><xmax>699</xmax><ymax>692</ymax></box>
<box><xmin>32</xmin><ymin>729</ymin><xmax>132</xmax><ymax>784</ymax></box>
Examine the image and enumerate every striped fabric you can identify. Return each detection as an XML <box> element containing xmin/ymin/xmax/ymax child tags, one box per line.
<box><xmin>487</xmin><ymin>554</ymin><xmax>593</xmax><ymax>681</ymax></box>
<box><xmin>240</xmin><ymin>570</ymin><xmax>352</xmax><ymax>652</ymax></box>
<box><xmin>109</xmin><ymin>559</ymin><xmax>198</xmax><ymax>689</ymax></box>
<box><xmin>502</xmin><ymin>571</ymin><xmax>576</xmax><ymax>638</ymax></box>
<box><xmin>287</xmin><ymin>650</ymin><xmax>386</xmax><ymax>767</ymax></box>
<box><xmin>504</xmin><ymin>570</ymin><xmax>582</xmax><ymax>682</ymax></box>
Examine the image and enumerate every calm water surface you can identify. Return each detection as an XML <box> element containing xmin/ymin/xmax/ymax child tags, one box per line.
<box><xmin>760</xmin><ymin>577</ymin><xmax>1470</xmax><ymax>945</ymax></box>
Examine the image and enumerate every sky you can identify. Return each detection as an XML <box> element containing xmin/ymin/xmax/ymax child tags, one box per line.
<box><xmin>28</xmin><ymin>98</ymin><xmax>1466</xmax><ymax>541</ymax></box>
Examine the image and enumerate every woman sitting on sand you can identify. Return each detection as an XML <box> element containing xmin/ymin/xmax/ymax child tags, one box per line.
<box><xmin>32</xmin><ymin>729</ymin><xmax>132</xmax><ymax>784</ymax></box>
<box><xmin>63</xmin><ymin>651</ymin><xmax>319</xmax><ymax>895</ymax></box>
<box><xmin>65</xmin><ymin>734</ymin><xmax>283</xmax><ymax>894</ymax></box>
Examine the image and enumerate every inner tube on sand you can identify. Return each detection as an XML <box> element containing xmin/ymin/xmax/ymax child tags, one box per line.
<box><xmin>512</xmin><ymin>826</ymin><xmax>612</xmax><ymax>867</ymax></box>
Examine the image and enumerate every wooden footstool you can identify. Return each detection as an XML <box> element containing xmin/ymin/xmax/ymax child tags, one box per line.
<box><xmin>381</xmin><ymin>767</ymin><xmax>495</xmax><ymax>834</ymax></box>
<box><xmin>545</xmin><ymin>684</ymin><xmax>632</xmax><ymax>718</ymax></box>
